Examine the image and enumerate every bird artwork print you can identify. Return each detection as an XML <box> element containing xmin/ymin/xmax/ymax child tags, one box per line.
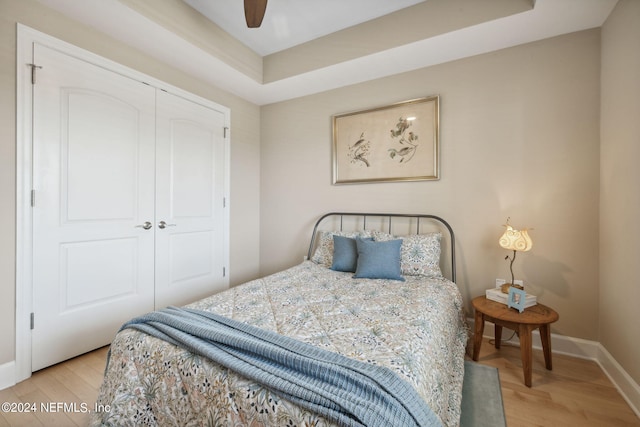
<box><xmin>388</xmin><ymin>117</ymin><xmax>419</xmax><ymax>164</ymax></box>
<box><xmin>347</xmin><ymin>132</ymin><xmax>371</xmax><ymax>167</ymax></box>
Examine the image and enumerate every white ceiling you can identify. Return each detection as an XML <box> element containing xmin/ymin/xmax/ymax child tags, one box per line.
<box><xmin>184</xmin><ymin>0</ymin><xmax>426</xmax><ymax>56</ymax></box>
<box><xmin>35</xmin><ymin>0</ymin><xmax>618</xmax><ymax>105</ymax></box>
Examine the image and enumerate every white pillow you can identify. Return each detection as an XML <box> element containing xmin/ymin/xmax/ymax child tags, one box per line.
<box><xmin>372</xmin><ymin>231</ymin><xmax>443</xmax><ymax>278</ymax></box>
<box><xmin>311</xmin><ymin>230</ymin><xmax>371</xmax><ymax>267</ymax></box>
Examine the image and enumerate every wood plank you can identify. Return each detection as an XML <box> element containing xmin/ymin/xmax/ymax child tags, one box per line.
<box><xmin>0</xmin><ymin>387</ymin><xmax>43</xmax><ymax>427</ymax></box>
<box><xmin>18</xmin><ymin>388</ymin><xmax>79</xmax><ymax>427</ymax></box>
<box><xmin>61</xmin><ymin>347</ymin><xmax>108</xmax><ymax>390</ymax></box>
<box><xmin>45</xmin><ymin>363</ymin><xmax>99</xmax><ymax>406</ymax></box>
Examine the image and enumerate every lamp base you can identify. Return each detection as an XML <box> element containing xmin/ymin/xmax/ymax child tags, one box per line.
<box><xmin>500</xmin><ymin>283</ymin><xmax>524</xmax><ymax>294</ymax></box>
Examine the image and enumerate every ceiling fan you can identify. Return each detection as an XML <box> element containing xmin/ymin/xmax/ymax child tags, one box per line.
<box><xmin>244</xmin><ymin>0</ymin><xmax>268</xmax><ymax>28</ymax></box>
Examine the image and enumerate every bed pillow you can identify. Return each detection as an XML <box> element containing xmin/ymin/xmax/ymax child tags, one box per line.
<box><xmin>373</xmin><ymin>231</ymin><xmax>443</xmax><ymax>278</ymax></box>
<box><xmin>353</xmin><ymin>238</ymin><xmax>404</xmax><ymax>281</ymax></box>
<box><xmin>331</xmin><ymin>235</ymin><xmax>373</xmax><ymax>273</ymax></box>
<box><xmin>311</xmin><ymin>230</ymin><xmax>370</xmax><ymax>267</ymax></box>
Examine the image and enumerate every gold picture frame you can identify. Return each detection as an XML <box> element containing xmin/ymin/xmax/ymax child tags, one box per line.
<box><xmin>332</xmin><ymin>95</ymin><xmax>440</xmax><ymax>184</ymax></box>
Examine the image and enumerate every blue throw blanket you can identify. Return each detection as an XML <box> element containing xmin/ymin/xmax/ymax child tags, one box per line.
<box><xmin>116</xmin><ymin>306</ymin><xmax>443</xmax><ymax>427</ymax></box>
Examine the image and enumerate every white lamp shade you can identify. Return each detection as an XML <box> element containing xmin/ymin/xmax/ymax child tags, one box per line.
<box><xmin>499</xmin><ymin>225</ymin><xmax>533</xmax><ymax>252</ymax></box>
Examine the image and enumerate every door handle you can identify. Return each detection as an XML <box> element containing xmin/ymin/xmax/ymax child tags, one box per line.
<box><xmin>135</xmin><ymin>221</ymin><xmax>152</xmax><ymax>230</ymax></box>
<box><xmin>158</xmin><ymin>221</ymin><xmax>177</xmax><ymax>229</ymax></box>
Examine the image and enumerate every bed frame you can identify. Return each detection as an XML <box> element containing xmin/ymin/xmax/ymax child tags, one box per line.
<box><xmin>307</xmin><ymin>212</ymin><xmax>456</xmax><ymax>283</ymax></box>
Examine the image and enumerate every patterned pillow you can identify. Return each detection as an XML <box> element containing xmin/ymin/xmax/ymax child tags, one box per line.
<box><xmin>311</xmin><ymin>230</ymin><xmax>371</xmax><ymax>267</ymax></box>
<box><xmin>372</xmin><ymin>231</ymin><xmax>443</xmax><ymax>278</ymax></box>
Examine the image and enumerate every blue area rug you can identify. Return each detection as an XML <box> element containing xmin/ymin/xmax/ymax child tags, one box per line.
<box><xmin>460</xmin><ymin>361</ymin><xmax>506</xmax><ymax>427</ymax></box>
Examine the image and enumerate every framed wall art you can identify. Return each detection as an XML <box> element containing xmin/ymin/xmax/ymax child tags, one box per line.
<box><xmin>332</xmin><ymin>95</ymin><xmax>439</xmax><ymax>184</ymax></box>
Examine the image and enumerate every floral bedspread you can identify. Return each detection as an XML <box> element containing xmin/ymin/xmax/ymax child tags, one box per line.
<box><xmin>91</xmin><ymin>261</ymin><xmax>468</xmax><ymax>427</ymax></box>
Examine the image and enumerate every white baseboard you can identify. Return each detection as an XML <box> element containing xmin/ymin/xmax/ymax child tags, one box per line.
<box><xmin>0</xmin><ymin>360</ymin><xmax>16</xmax><ymax>391</ymax></box>
<box><xmin>596</xmin><ymin>343</ymin><xmax>640</xmax><ymax>419</ymax></box>
<box><xmin>469</xmin><ymin>317</ymin><xmax>640</xmax><ymax>419</ymax></box>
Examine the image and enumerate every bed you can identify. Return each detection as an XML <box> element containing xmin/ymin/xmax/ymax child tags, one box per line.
<box><xmin>90</xmin><ymin>213</ymin><xmax>468</xmax><ymax>427</ymax></box>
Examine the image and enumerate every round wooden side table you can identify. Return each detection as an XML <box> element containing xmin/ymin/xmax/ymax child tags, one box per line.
<box><xmin>472</xmin><ymin>295</ymin><xmax>559</xmax><ymax>387</ymax></box>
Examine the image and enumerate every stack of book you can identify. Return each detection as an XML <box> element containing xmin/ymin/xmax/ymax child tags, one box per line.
<box><xmin>485</xmin><ymin>287</ymin><xmax>537</xmax><ymax>308</ymax></box>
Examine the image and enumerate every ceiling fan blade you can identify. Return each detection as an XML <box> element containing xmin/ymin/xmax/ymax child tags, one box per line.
<box><xmin>244</xmin><ymin>0</ymin><xmax>268</xmax><ymax>28</ymax></box>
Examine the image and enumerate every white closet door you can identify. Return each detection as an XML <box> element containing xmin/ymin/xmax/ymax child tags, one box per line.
<box><xmin>154</xmin><ymin>90</ymin><xmax>228</xmax><ymax>308</ymax></box>
<box><xmin>31</xmin><ymin>44</ymin><xmax>156</xmax><ymax>370</ymax></box>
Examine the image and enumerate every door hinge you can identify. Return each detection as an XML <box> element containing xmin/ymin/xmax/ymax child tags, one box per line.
<box><xmin>223</xmin><ymin>127</ymin><xmax>229</xmax><ymax>138</ymax></box>
<box><xmin>30</xmin><ymin>312</ymin><xmax>34</xmax><ymax>330</ymax></box>
<box><xmin>223</xmin><ymin>267</ymin><xmax>226</xmax><ymax>277</ymax></box>
<box><xmin>223</xmin><ymin>197</ymin><xmax>226</xmax><ymax>208</ymax></box>
<box><xmin>27</xmin><ymin>63</ymin><xmax>43</xmax><ymax>84</ymax></box>
<box><xmin>31</xmin><ymin>189</ymin><xmax>35</xmax><ymax>207</ymax></box>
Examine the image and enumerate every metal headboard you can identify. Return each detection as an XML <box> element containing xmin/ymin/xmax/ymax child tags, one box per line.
<box><xmin>307</xmin><ymin>212</ymin><xmax>456</xmax><ymax>283</ymax></box>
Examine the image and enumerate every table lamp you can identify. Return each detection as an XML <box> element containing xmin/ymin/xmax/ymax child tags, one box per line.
<box><xmin>499</xmin><ymin>218</ymin><xmax>532</xmax><ymax>292</ymax></box>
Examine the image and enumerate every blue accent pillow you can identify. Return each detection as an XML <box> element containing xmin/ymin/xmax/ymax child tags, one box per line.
<box><xmin>354</xmin><ymin>238</ymin><xmax>405</xmax><ymax>281</ymax></box>
<box><xmin>331</xmin><ymin>235</ymin><xmax>372</xmax><ymax>272</ymax></box>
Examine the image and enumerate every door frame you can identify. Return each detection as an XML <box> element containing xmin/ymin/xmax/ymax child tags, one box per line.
<box><xmin>15</xmin><ymin>24</ymin><xmax>230</xmax><ymax>383</ymax></box>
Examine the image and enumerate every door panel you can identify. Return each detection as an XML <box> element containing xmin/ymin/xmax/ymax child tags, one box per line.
<box><xmin>63</xmin><ymin>88</ymin><xmax>139</xmax><ymax>221</ymax></box>
<box><xmin>155</xmin><ymin>91</ymin><xmax>227</xmax><ymax>308</ymax></box>
<box><xmin>170</xmin><ymin>120</ymin><xmax>214</xmax><ymax>218</ymax></box>
<box><xmin>61</xmin><ymin>238</ymin><xmax>139</xmax><ymax>309</ymax></box>
<box><xmin>169</xmin><ymin>231</ymin><xmax>213</xmax><ymax>283</ymax></box>
<box><xmin>32</xmin><ymin>44</ymin><xmax>156</xmax><ymax>371</ymax></box>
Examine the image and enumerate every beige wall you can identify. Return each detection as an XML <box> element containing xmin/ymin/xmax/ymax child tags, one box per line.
<box><xmin>260</xmin><ymin>30</ymin><xmax>602</xmax><ymax>341</ymax></box>
<box><xmin>0</xmin><ymin>0</ymin><xmax>261</xmax><ymax>367</ymax></box>
<box><xmin>600</xmin><ymin>0</ymin><xmax>640</xmax><ymax>385</ymax></box>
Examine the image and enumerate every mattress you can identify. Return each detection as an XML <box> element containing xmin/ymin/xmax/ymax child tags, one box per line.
<box><xmin>91</xmin><ymin>260</ymin><xmax>468</xmax><ymax>426</ymax></box>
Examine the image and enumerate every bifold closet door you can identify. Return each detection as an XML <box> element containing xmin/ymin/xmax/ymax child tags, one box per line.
<box><xmin>154</xmin><ymin>91</ymin><xmax>227</xmax><ymax>309</ymax></box>
<box><xmin>31</xmin><ymin>44</ymin><xmax>156</xmax><ymax>371</ymax></box>
<box><xmin>31</xmin><ymin>43</ymin><xmax>228</xmax><ymax>371</ymax></box>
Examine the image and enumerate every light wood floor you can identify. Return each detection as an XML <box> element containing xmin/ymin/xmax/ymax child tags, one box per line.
<box><xmin>1</xmin><ymin>340</ymin><xmax>638</xmax><ymax>426</ymax></box>
<box><xmin>470</xmin><ymin>337</ymin><xmax>640</xmax><ymax>427</ymax></box>
<box><xmin>0</xmin><ymin>346</ymin><xmax>108</xmax><ymax>427</ymax></box>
